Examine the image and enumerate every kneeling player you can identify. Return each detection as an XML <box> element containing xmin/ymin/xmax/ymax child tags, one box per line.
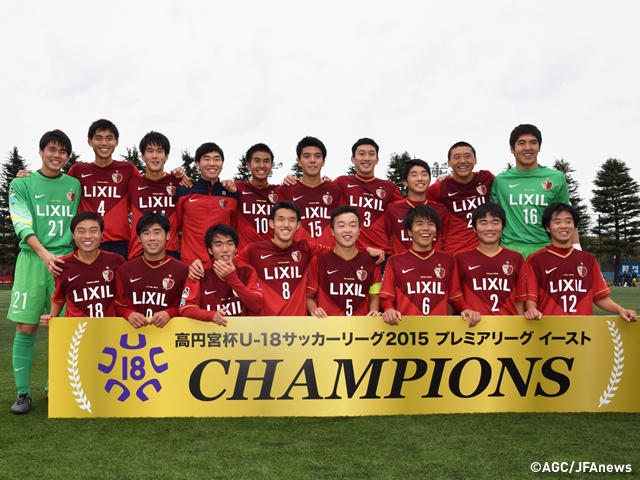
<box><xmin>523</xmin><ymin>203</ymin><xmax>637</xmax><ymax>321</ymax></box>
<box><xmin>449</xmin><ymin>202</ymin><xmax>525</xmax><ymax>318</ymax></box>
<box><xmin>115</xmin><ymin>212</ymin><xmax>189</xmax><ymax>328</ymax></box>
<box><xmin>40</xmin><ymin>212</ymin><xmax>125</xmax><ymax>325</ymax></box>
<box><xmin>307</xmin><ymin>206</ymin><xmax>382</xmax><ymax>317</ymax></box>
<box><xmin>180</xmin><ymin>224</ymin><xmax>263</xmax><ymax>325</ymax></box>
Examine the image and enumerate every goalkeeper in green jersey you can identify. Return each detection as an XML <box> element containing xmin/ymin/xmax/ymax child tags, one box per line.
<box><xmin>490</xmin><ymin>124</ymin><xmax>580</xmax><ymax>259</ymax></box>
<box><xmin>8</xmin><ymin>130</ymin><xmax>81</xmax><ymax>414</ymax></box>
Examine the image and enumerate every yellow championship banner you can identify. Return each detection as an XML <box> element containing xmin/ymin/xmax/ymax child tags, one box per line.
<box><xmin>49</xmin><ymin>316</ymin><xmax>638</xmax><ymax>418</ymax></box>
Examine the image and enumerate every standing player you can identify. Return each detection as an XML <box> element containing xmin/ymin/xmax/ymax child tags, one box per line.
<box><xmin>491</xmin><ymin>124</ymin><xmax>578</xmax><ymax>258</ymax></box>
<box><xmin>8</xmin><ymin>129</ymin><xmax>81</xmax><ymax>414</ymax></box>
<box><xmin>523</xmin><ymin>203</ymin><xmax>636</xmax><ymax>321</ymax></box>
<box><xmin>307</xmin><ymin>206</ymin><xmax>382</xmax><ymax>317</ymax></box>
<box><xmin>234</xmin><ymin>143</ymin><xmax>280</xmax><ymax>250</ymax></box>
<box><xmin>279</xmin><ymin>137</ymin><xmax>345</xmax><ymax>247</ymax></box>
<box><xmin>175</xmin><ymin>142</ymin><xmax>239</xmax><ymax>265</ymax></box>
<box><xmin>114</xmin><ymin>212</ymin><xmax>189</xmax><ymax>328</ymax></box>
<box><xmin>40</xmin><ymin>212</ymin><xmax>125</xmax><ymax>324</ymax></box>
<box><xmin>426</xmin><ymin>141</ymin><xmax>493</xmax><ymax>255</ymax></box>
<box><xmin>180</xmin><ymin>224</ymin><xmax>263</xmax><ymax>325</ymax></box>
<box><xmin>334</xmin><ymin>138</ymin><xmax>403</xmax><ymax>256</ymax></box>
<box><xmin>448</xmin><ymin>202</ymin><xmax>525</xmax><ymax>317</ymax></box>
<box><xmin>385</xmin><ymin>159</ymin><xmax>449</xmax><ymax>254</ymax></box>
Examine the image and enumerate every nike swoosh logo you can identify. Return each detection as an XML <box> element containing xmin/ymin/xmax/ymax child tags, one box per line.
<box><xmin>347</xmin><ymin>184</ymin><xmax>359</xmax><ymax>188</ymax></box>
<box><xmin>402</xmin><ymin>268</ymin><xmax>414</xmax><ymax>274</ymax></box>
<box><xmin>242</xmin><ymin>191</ymin><xmax>253</xmax><ymax>195</ymax></box>
<box><xmin>81</xmin><ymin>174</ymin><xmax>92</xmax><ymax>178</ymax></box>
<box><xmin>14</xmin><ymin>367</ymin><xmax>25</xmax><ymax>372</ymax></box>
<box><xmin>545</xmin><ymin>267</ymin><xmax>558</xmax><ymax>274</ymax></box>
<box><xmin>35</xmin><ymin>194</ymin><xmax>46</xmax><ymax>198</ymax></box>
<box><xmin>138</xmin><ymin>186</ymin><xmax>148</xmax><ymax>190</ymax></box>
<box><xmin>188</xmin><ymin>198</ymin><xmax>198</xmax><ymax>202</ymax></box>
<box><xmin>204</xmin><ymin>290</ymin><xmax>217</xmax><ymax>295</ymax></box>
<box><xmin>293</xmin><ymin>196</ymin><xmax>304</xmax><ymax>201</ymax></box>
<box><xmin>398</xmin><ymin>218</ymin><xmax>404</xmax><ymax>223</ymax></box>
<box><xmin>327</xmin><ymin>270</ymin><xmax>339</xmax><ymax>275</ymax></box>
<box><xmin>509</xmin><ymin>184</ymin><xmax>520</xmax><ymax>188</ymax></box>
<box><xmin>468</xmin><ymin>265</ymin><xmax>481</xmax><ymax>270</ymax></box>
<box><xmin>130</xmin><ymin>277</ymin><xmax>143</xmax><ymax>283</ymax></box>
<box><xmin>68</xmin><ymin>275</ymin><xmax>80</xmax><ymax>281</ymax></box>
<box><xmin>447</xmin><ymin>192</ymin><xmax>458</xmax><ymax>196</ymax></box>
<box><xmin>261</xmin><ymin>254</ymin><xmax>273</xmax><ymax>259</ymax></box>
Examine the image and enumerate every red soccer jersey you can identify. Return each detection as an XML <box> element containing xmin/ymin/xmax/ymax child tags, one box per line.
<box><xmin>175</xmin><ymin>178</ymin><xmax>239</xmax><ymax>265</ymax></box>
<box><xmin>235</xmin><ymin>239</ymin><xmax>329</xmax><ymax>316</ymax></box>
<box><xmin>307</xmin><ymin>251</ymin><xmax>382</xmax><ymax>316</ymax></box>
<box><xmin>449</xmin><ymin>247</ymin><xmax>525</xmax><ymax>315</ymax></box>
<box><xmin>279</xmin><ymin>180</ymin><xmax>345</xmax><ymax>247</ymax></box>
<box><xmin>334</xmin><ymin>175</ymin><xmax>403</xmax><ymax>254</ymax></box>
<box><xmin>50</xmin><ymin>250</ymin><xmax>125</xmax><ymax>317</ymax></box>
<box><xmin>114</xmin><ymin>255</ymin><xmax>189</xmax><ymax>319</ymax></box>
<box><xmin>128</xmin><ymin>174</ymin><xmax>179</xmax><ymax>258</ymax></box>
<box><xmin>380</xmin><ymin>249</ymin><xmax>454</xmax><ymax>316</ymax></box>
<box><xmin>68</xmin><ymin>160</ymin><xmax>140</xmax><ymax>243</ymax></box>
<box><xmin>384</xmin><ymin>199</ymin><xmax>450</xmax><ymax>255</ymax></box>
<box><xmin>426</xmin><ymin>170</ymin><xmax>494</xmax><ymax>255</ymax></box>
<box><xmin>235</xmin><ymin>180</ymin><xmax>280</xmax><ymax>251</ymax></box>
<box><xmin>522</xmin><ymin>245</ymin><xmax>610</xmax><ymax>315</ymax></box>
<box><xmin>179</xmin><ymin>263</ymin><xmax>263</xmax><ymax>321</ymax></box>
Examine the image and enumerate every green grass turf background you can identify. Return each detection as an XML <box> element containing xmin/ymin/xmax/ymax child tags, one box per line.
<box><xmin>1</xmin><ymin>287</ymin><xmax>639</xmax><ymax>479</ymax></box>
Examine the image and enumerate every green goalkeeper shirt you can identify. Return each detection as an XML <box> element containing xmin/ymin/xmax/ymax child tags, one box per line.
<box><xmin>9</xmin><ymin>170</ymin><xmax>81</xmax><ymax>255</ymax></box>
<box><xmin>490</xmin><ymin>165</ymin><xmax>570</xmax><ymax>247</ymax></box>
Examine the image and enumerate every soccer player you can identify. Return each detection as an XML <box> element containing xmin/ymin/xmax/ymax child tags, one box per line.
<box><xmin>334</xmin><ymin>138</ymin><xmax>403</xmax><ymax>256</ymax></box>
<box><xmin>385</xmin><ymin>159</ymin><xmax>449</xmax><ymax>254</ymax></box>
<box><xmin>8</xmin><ymin>129</ymin><xmax>81</xmax><ymax>414</ymax></box>
<box><xmin>40</xmin><ymin>212</ymin><xmax>125</xmax><ymax>324</ymax></box>
<box><xmin>180</xmin><ymin>224</ymin><xmax>263</xmax><ymax>325</ymax></box>
<box><xmin>307</xmin><ymin>206</ymin><xmax>382</xmax><ymax>317</ymax></box>
<box><xmin>426</xmin><ymin>141</ymin><xmax>493</xmax><ymax>255</ymax></box>
<box><xmin>175</xmin><ymin>142</ymin><xmax>239</xmax><ymax>266</ymax></box>
<box><xmin>234</xmin><ymin>143</ymin><xmax>281</xmax><ymax>250</ymax></box>
<box><xmin>128</xmin><ymin>131</ymin><xmax>180</xmax><ymax>259</ymax></box>
<box><xmin>114</xmin><ymin>212</ymin><xmax>189</xmax><ymax>328</ymax></box>
<box><xmin>279</xmin><ymin>137</ymin><xmax>345</xmax><ymax>247</ymax></box>
<box><xmin>448</xmin><ymin>202</ymin><xmax>525</xmax><ymax>317</ymax></box>
<box><xmin>491</xmin><ymin>124</ymin><xmax>577</xmax><ymax>258</ymax></box>
<box><xmin>523</xmin><ymin>203</ymin><xmax>637</xmax><ymax>321</ymax></box>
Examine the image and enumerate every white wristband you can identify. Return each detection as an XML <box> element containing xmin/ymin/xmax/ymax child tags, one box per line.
<box><xmin>572</xmin><ymin>243</ymin><xmax>582</xmax><ymax>250</ymax></box>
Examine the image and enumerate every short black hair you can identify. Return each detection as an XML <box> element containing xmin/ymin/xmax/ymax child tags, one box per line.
<box><xmin>245</xmin><ymin>143</ymin><xmax>274</xmax><ymax>164</ymax></box>
<box><xmin>351</xmin><ymin>138</ymin><xmax>379</xmax><ymax>157</ymax></box>
<box><xmin>70</xmin><ymin>211</ymin><xmax>104</xmax><ymax>233</ymax></box>
<box><xmin>204</xmin><ymin>224</ymin><xmax>239</xmax><ymax>253</ymax></box>
<box><xmin>88</xmin><ymin>119</ymin><xmax>119</xmax><ymax>140</ymax></box>
<box><xmin>136</xmin><ymin>211</ymin><xmax>170</xmax><ymax>236</ymax></box>
<box><xmin>296</xmin><ymin>136</ymin><xmax>327</xmax><ymax>160</ymax></box>
<box><xmin>140</xmin><ymin>131</ymin><xmax>171</xmax><ymax>155</ymax></box>
<box><xmin>509</xmin><ymin>124</ymin><xmax>542</xmax><ymax>149</ymax></box>
<box><xmin>39</xmin><ymin>130</ymin><xmax>72</xmax><ymax>156</ymax></box>
<box><xmin>404</xmin><ymin>205</ymin><xmax>441</xmax><ymax>232</ymax></box>
<box><xmin>401</xmin><ymin>159</ymin><xmax>431</xmax><ymax>181</ymax></box>
<box><xmin>270</xmin><ymin>200</ymin><xmax>301</xmax><ymax>222</ymax></box>
<box><xmin>447</xmin><ymin>141</ymin><xmax>477</xmax><ymax>160</ymax></box>
<box><xmin>195</xmin><ymin>142</ymin><xmax>224</xmax><ymax>163</ymax></box>
<box><xmin>542</xmin><ymin>203</ymin><xmax>579</xmax><ymax>238</ymax></box>
<box><xmin>471</xmin><ymin>202</ymin><xmax>507</xmax><ymax>229</ymax></box>
<box><xmin>330</xmin><ymin>205</ymin><xmax>360</xmax><ymax>229</ymax></box>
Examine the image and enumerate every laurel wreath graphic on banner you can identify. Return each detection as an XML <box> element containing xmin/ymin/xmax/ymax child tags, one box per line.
<box><xmin>598</xmin><ymin>321</ymin><xmax>624</xmax><ymax>408</ymax></box>
<box><xmin>67</xmin><ymin>322</ymin><xmax>92</xmax><ymax>413</ymax></box>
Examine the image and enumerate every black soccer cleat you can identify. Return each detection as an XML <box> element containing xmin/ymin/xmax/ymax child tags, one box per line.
<box><xmin>10</xmin><ymin>392</ymin><xmax>32</xmax><ymax>414</ymax></box>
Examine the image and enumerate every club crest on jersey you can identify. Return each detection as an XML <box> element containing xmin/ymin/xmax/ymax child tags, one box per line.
<box><xmin>476</xmin><ymin>184</ymin><xmax>487</xmax><ymax>196</ymax></box>
<box><xmin>66</xmin><ymin>191</ymin><xmax>76</xmax><ymax>202</ymax></box>
<box><xmin>356</xmin><ymin>268</ymin><xmax>367</xmax><ymax>281</ymax></box>
<box><xmin>102</xmin><ymin>268</ymin><xmax>114</xmax><ymax>282</ymax></box>
<box><xmin>219</xmin><ymin>199</ymin><xmax>228</xmax><ymax>209</ymax></box>
<box><xmin>502</xmin><ymin>263</ymin><xmax>514</xmax><ymax>276</ymax></box>
<box><xmin>181</xmin><ymin>287</ymin><xmax>190</xmax><ymax>298</ymax></box>
<box><xmin>268</xmin><ymin>192</ymin><xmax>278</xmax><ymax>203</ymax></box>
<box><xmin>162</xmin><ymin>276</ymin><xmax>175</xmax><ymax>290</ymax></box>
<box><xmin>291</xmin><ymin>251</ymin><xmax>301</xmax><ymax>262</ymax></box>
<box><xmin>166</xmin><ymin>185</ymin><xmax>176</xmax><ymax>196</ymax></box>
<box><xmin>9</xmin><ymin>187</ymin><xmax>15</xmax><ymax>197</ymax></box>
<box><xmin>112</xmin><ymin>172</ymin><xmax>123</xmax><ymax>184</ymax></box>
<box><xmin>577</xmin><ymin>265</ymin><xmax>587</xmax><ymax>277</ymax></box>
<box><xmin>542</xmin><ymin>179</ymin><xmax>552</xmax><ymax>191</ymax></box>
<box><xmin>376</xmin><ymin>187</ymin><xmax>386</xmax><ymax>199</ymax></box>
<box><xmin>323</xmin><ymin>193</ymin><xmax>333</xmax><ymax>205</ymax></box>
<box><xmin>434</xmin><ymin>265</ymin><xmax>445</xmax><ymax>279</ymax></box>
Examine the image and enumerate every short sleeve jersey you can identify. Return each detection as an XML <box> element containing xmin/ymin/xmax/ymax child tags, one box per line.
<box><xmin>235</xmin><ymin>180</ymin><xmax>280</xmax><ymax>250</ymax></box>
<box><xmin>279</xmin><ymin>180</ymin><xmax>345</xmax><ymax>247</ymax></box>
<box><xmin>490</xmin><ymin>166</ymin><xmax>570</xmax><ymax>247</ymax></box>
<box><xmin>522</xmin><ymin>245</ymin><xmax>610</xmax><ymax>315</ymax></box>
<box><xmin>334</xmin><ymin>175</ymin><xmax>403</xmax><ymax>254</ymax></box>
<box><xmin>426</xmin><ymin>170</ymin><xmax>494</xmax><ymax>255</ymax></box>
<box><xmin>68</xmin><ymin>160</ymin><xmax>140</xmax><ymax>243</ymax></box>
<box><xmin>380</xmin><ymin>249</ymin><xmax>455</xmax><ymax>315</ymax></box>
<box><xmin>9</xmin><ymin>171</ymin><xmax>81</xmax><ymax>255</ymax></box>
<box><xmin>307</xmin><ymin>251</ymin><xmax>382</xmax><ymax>316</ymax></box>
<box><xmin>384</xmin><ymin>199</ymin><xmax>450</xmax><ymax>255</ymax></box>
<box><xmin>51</xmin><ymin>250</ymin><xmax>126</xmax><ymax>317</ymax></box>
<box><xmin>128</xmin><ymin>174</ymin><xmax>179</xmax><ymax>258</ymax></box>
<box><xmin>449</xmin><ymin>248</ymin><xmax>525</xmax><ymax>315</ymax></box>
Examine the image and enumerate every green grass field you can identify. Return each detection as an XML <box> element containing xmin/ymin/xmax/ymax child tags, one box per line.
<box><xmin>1</xmin><ymin>287</ymin><xmax>639</xmax><ymax>479</ymax></box>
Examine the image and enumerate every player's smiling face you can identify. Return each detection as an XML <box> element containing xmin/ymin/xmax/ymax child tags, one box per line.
<box><xmin>247</xmin><ymin>152</ymin><xmax>272</xmax><ymax>182</ymax></box>
<box><xmin>546</xmin><ymin>211</ymin><xmax>575</xmax><ymax>247</ymax></box>
<box><xmin>208</xmin><ymin>234</ymin><xmax>237</xmax><ymax>264</ymax></box>
<box><xmin>448</xmin><ymin>146</ymin><xmax>476</xmax><ymax>182</ymax></box>
<box><xmin>474</xmin><ymin>213</ymin><xmax>503</xmax><ymax>246</ymax></box>
<box><xmin>197</xmin><ymin>151</ymin><xmax>224</xmax><ymax>182</ymax></box>
<box><xmin>298</xmin><ymin>146</ymin><xmax>324</xmax><ymax>178</ymax></box>
<box><xmin>331</xmin><ymin>212</ymin><xmax>360</xmax><ymax>248</ymax></box>
<box><xmin>269</xmin><ymin>208</ymin><xmax>301</xmax><ymax>244</ymax></box>
<box><xmin>73</xmin><ymin>219</ymin><xmax>103</xmax><ymax>253</ymax></box>
<box><xmin>142</xmin><ymin>143</ymin><xmax>168</xmax><ymax>174</ymax></box>
<box><xmin>351</xmin><ymin>145</ymin><xmax>378</xmax><ymax>176</ymax></box>
<box><xmin>511</xmin><ymin>134</ymin><xmax>540</xmax><ymax>170</ymax></box>
<box><xmin>39</xmin><ymin>141</ymin><xmax>69</xmax><ymax>176</ymax></box>
<box><xmin>408</xmin><ymin>216</ymin><xmax>437</xmax><ymax>251</ymax></box>
<box><xmin>404</xmin><ymin>165</ymin><xmax>431</xmax><ymax>194</ymax></box>
<box><xmin>139</xmin><ymin>223</ymin><xmax>169</xmax><ymax>259</ymax></box>
<box><xmin>88</xmin><ymin>129</ymin><xmax>118</xmax><ymax>162</ymax></box>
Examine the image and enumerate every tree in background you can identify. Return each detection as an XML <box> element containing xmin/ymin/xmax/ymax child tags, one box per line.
<box><xmin>121</xmin><ymin>146</ymin><xmax>145</xmax><ymax>174</ymax></box>
<box><xmin>181</xmin><ymin>149</ymin><xmax>199</xmax><ymax>181</ymax></box>
<box><xmin>0</xmin><ymin>147</ymin><xmax>28</xmax><ymax>277</ymax></box>
<box><xmin>234</xmin><ymin>155</ymin><xmax>251</xmax><ymax>181</ymax></box>
<box><xmin>346</xmin><ymin>164</ymin><xmax>357</xmax><ymax>175</ymax></box>
<box><xmin>386</xmin><ymin>152</ymin><xmax>413</xmax><ymax>197</ymax></box>
<box><xmin>62</xmin><ymin>150</ymin><xmax>80</xmax><ymax>175</ymax></box>
<box><xmin>503</xmin><ymin>162</ymin><xmax>514</xmax><ymax>172</ymax></box>
<box><xmin>590</xmin><ymin>158</ymin><xmax>640</xmax><ymax>277</ymax></box>
<box><xmin>553</xmin><ymin>158</ymin><xmax>591</xmax><ymax>233</ymax></box>
<box><xmin>290</xmin><ymin>161</ymin><xmax>303</xmax><ymax>178</ymax></box>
